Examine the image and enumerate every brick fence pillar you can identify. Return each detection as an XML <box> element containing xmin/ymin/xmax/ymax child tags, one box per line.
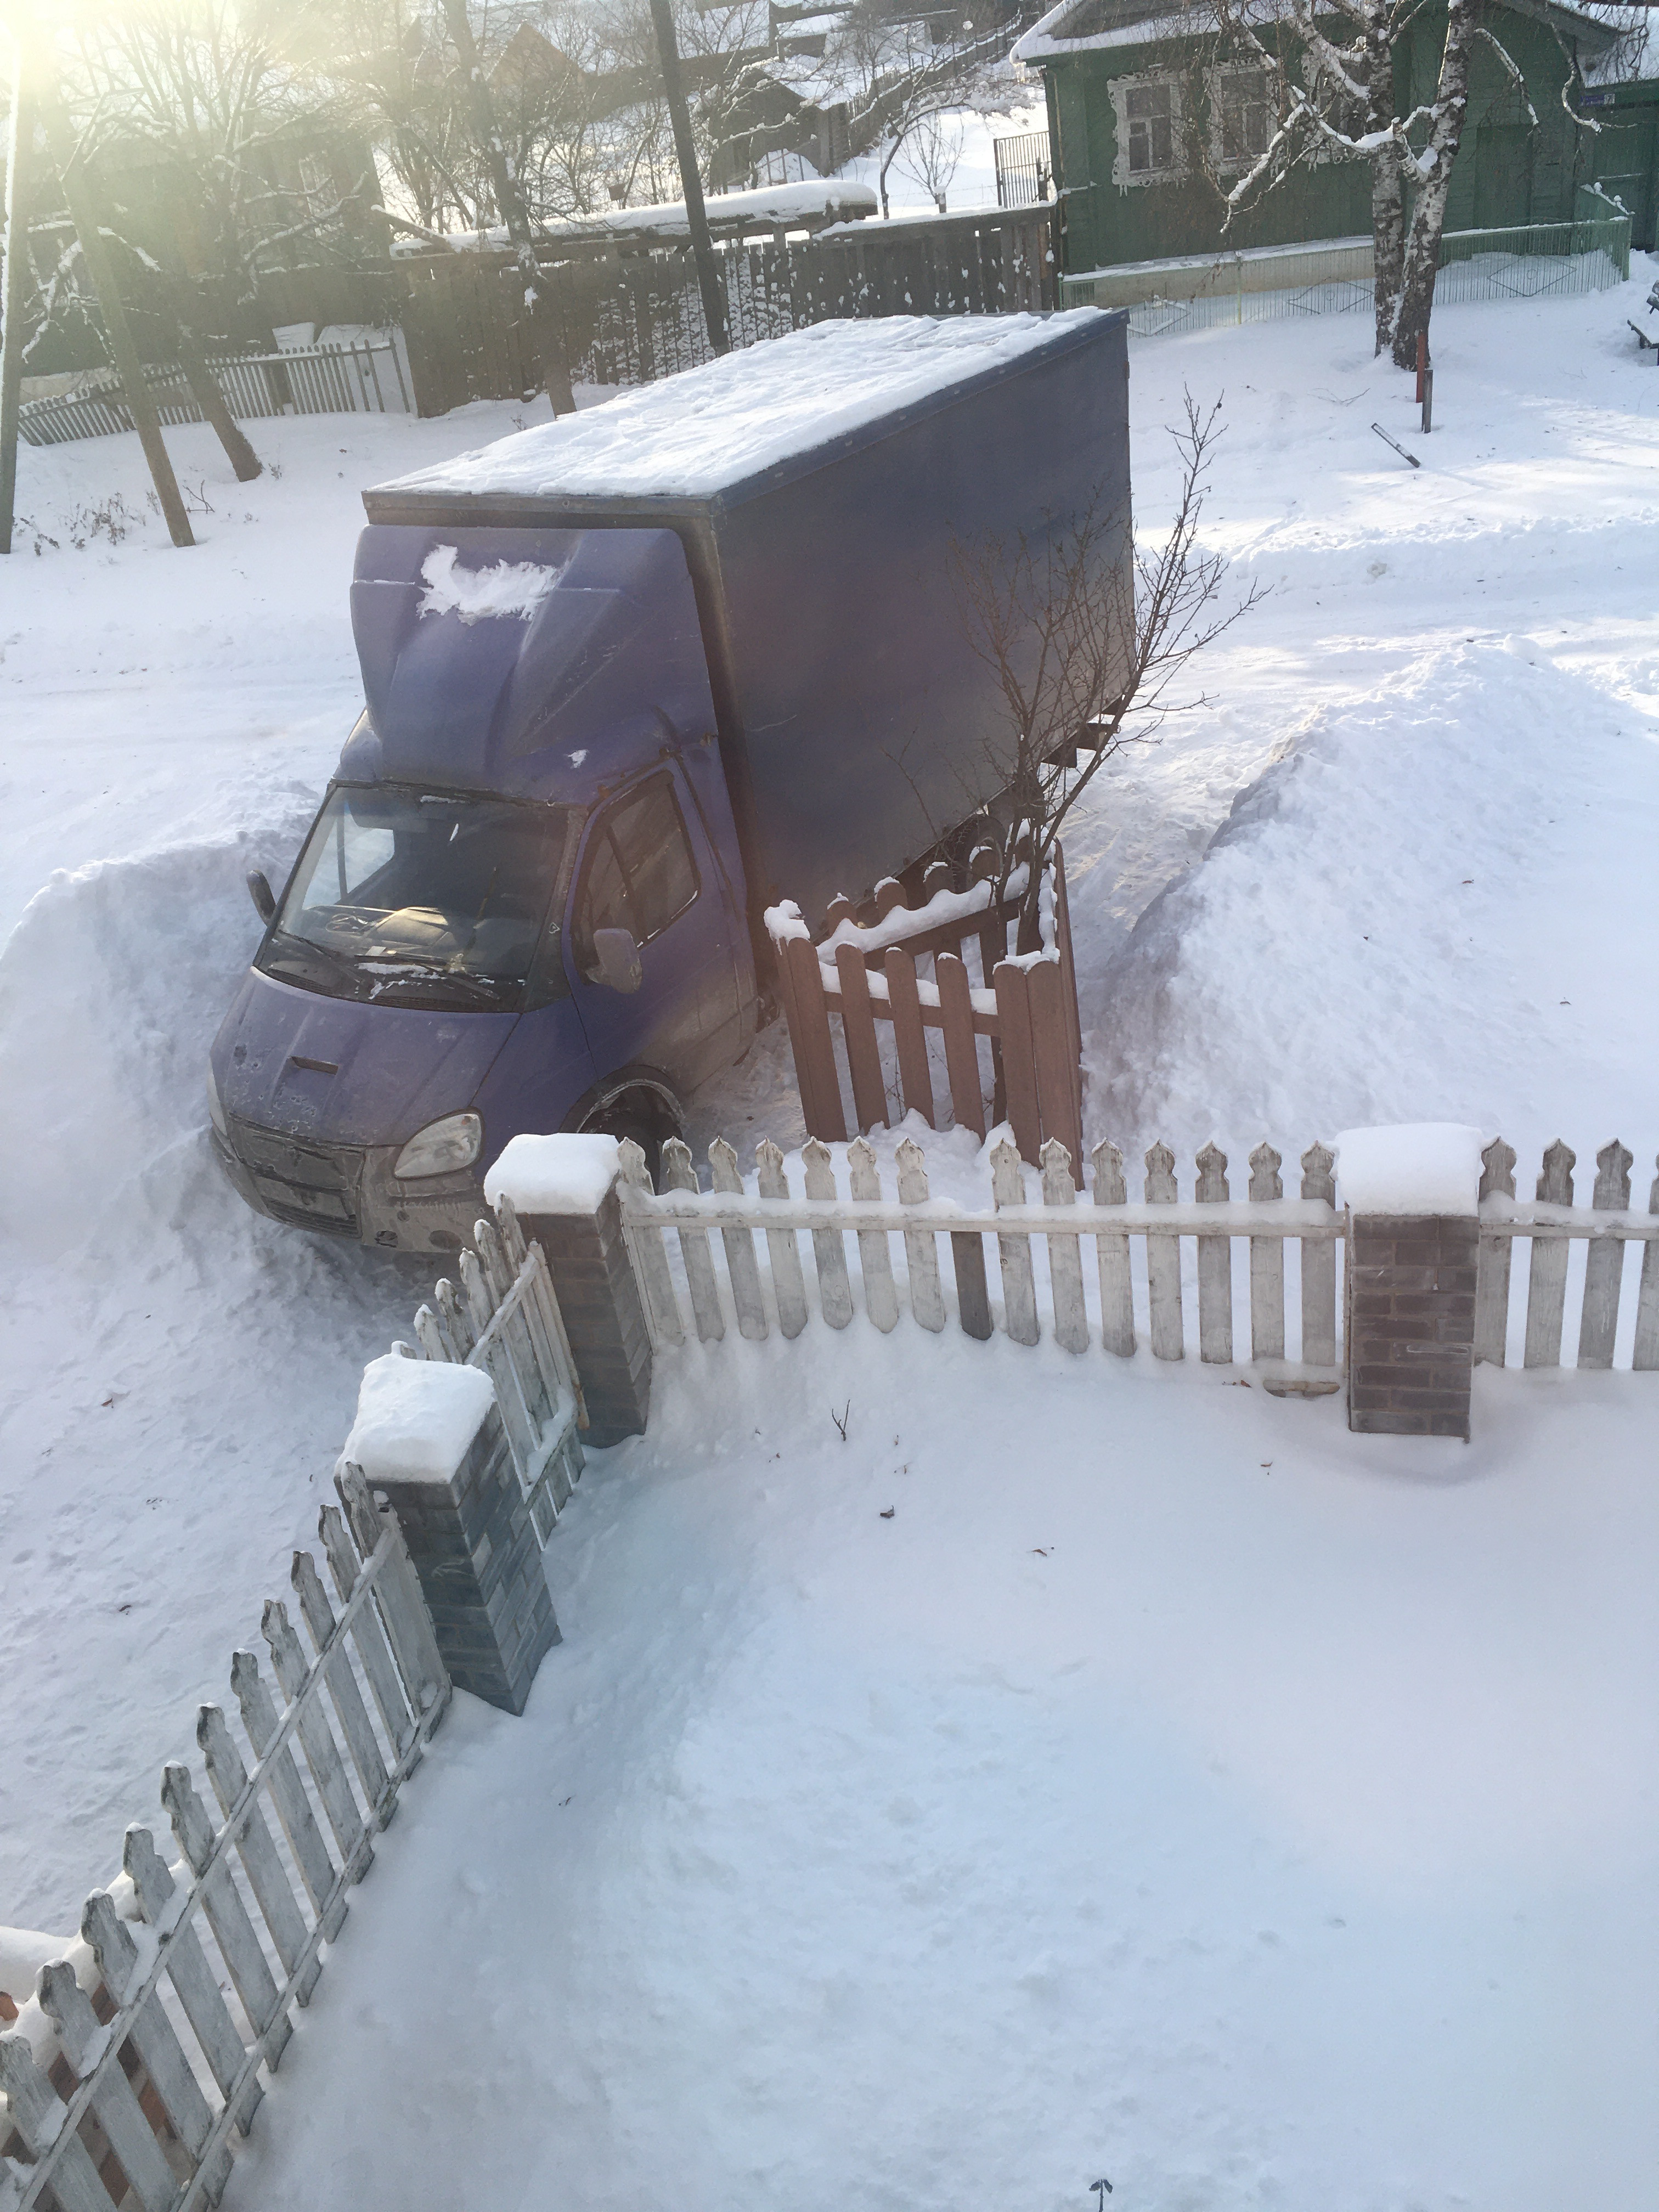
<box><xmin>485</xmin><ymin>1134</ymin><xmax>652</xmax><ymax>1447</ymax></box>
<box><xmin>1337</xmin><ymin>1125</ymin><xmax>1483</xmax><ymax>1441</ymax></box>
<box><xmin>342</xmin><ymin>1354</ymin><xmax>560</xmax><ymax>1714</ymax></box>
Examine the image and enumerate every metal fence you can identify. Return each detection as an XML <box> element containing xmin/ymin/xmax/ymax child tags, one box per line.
<box><xmin>17</xmin><ymin>338</ymin><xmax>409</xmax><ymax>448</ymax></box>
<box><xmin>994</xmin><ymin>130</ymin><xmax>1053</xmax><ymax>208</ymax></box>
<box><xmin>1062</xmin><ymin>191</ymin><xmax>1633</xmax><ymax>339</ymax></box>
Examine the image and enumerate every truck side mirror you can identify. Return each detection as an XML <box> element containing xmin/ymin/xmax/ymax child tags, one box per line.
<box><xmin>247</xmin><ymin>869</ymin><xmax>276</xmax><ymax>924</ymax></box>
<box><xmin>592</xmin><ymin>926</ymin><xmax>642</xmax><ymax>994</ymax></box>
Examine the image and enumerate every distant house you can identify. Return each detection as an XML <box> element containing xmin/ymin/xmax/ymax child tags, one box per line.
<box><xmin>1011</xmin><ymin>0</ymin><xmax>1653</xmax><ymax>274</ymax></box>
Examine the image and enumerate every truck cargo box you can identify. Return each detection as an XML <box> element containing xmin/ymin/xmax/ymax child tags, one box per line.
<box><xmin>363</xmin><ymin>309</ymin><xmax>1131</xmax><ymax>934</ymax></box>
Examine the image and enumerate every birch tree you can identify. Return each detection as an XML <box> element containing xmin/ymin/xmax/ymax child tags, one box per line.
<box><xmin>1207</xmin><ymin>0</ymin><xmax>1550</xmax><ymax>366</ymax></box>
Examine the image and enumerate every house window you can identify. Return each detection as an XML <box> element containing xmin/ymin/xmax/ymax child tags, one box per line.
<box><xmin>1217</xmin><ymin>69</ymin><xmax>1273</xmax><ymax>167</ymax></box>
<box><xmin>1111</xmin><ymin>71</ymin><xmax>1184</xmax><ymax>189</ymax></box>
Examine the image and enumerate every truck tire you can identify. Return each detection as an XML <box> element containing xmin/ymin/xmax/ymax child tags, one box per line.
<box><xmin>579</xmin><ymin>1088</ymin><xmax>677</xmax><ymax>1191</ymax></box>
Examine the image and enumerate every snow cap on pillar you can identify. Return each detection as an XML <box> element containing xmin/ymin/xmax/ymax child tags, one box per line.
<box><xmin>341</xmin><ymin>1354</ymin><xmax>496</xmax><ymax>1487</ymax></box>
<box><xmin>1333</xmin><ymin>1124</ymin><xmax>1484</xmax><ymax>1217</ymax></box>
<box><xmin>484</xmin><ymin>1132</ymin><xmax>622</xmax><ymax>1217</ymax></box>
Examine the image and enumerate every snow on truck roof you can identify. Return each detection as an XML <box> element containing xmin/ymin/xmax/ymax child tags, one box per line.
<box><xmin>371</xmin><ymin>313</ymin><xmax>1108</xmax><ymax>507</ymax></box>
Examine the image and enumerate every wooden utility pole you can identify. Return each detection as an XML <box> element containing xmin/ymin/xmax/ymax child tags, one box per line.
<box><xmin>646</xmin><ymin>0</ymin><xmax>730</xmax><ymax>356</ymax></box>
<box><xmin>36</xmin><ymin>58</ymin><xmax>194</xmax><ymax>546</ymax></box>
<box><xmin>439</xmin><ymin>0</ymin><xmax>576</xmax><ymax>415</ymax></box>
<box><xmin>1</xmin><ymin>26</ymin><xmax>32</xmax><ymax>555</ymax></box>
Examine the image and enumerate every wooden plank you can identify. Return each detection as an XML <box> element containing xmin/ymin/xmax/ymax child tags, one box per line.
<box><xmin>993</xmin><ymin>961</ymin><xmax>1041</xmax><ymax>1168</ymax></box>
<box><xmin>935</xmin><ymin>952</ymin><xmax>985</xmax><ymax>1138</ymax></box>
<box><xmin>1194</xmin><ymin>1143</ymin><xmax>1233</xmax><ymax>1364</ymax></box>
<box><xmin>1300</xmin><ymin>1142</ymin><xmax>1338</xmax><ymax>1368</ymax></box>
<box><xmin>803</xmin><ymin>1138</ymin><xmax>854</xmax><ymax>1328</ymax></box>
<box><xmin>335</xmin><ymin>1468</ymin><xmax>449</xmax><ymax>1731</ymax></box>
<box><xmin>292</xmin><ymin>1547</ymin><xmax>394</xmax><ymax>1818</ymax></box>
<box><xmin>38</xmin><ymin>1956</ymin><xmax>183</xmax><ymax>2212</ymax></box>
<box><xmin>161</xmin><ymin>1763</ymin><xmax>291</xmax><ymax>2069</ymax></box>
<box><xmin>617</xmin><ymin>1137</ymin><xmax>685</xmax><ymax>1344</ymax></box>
<box><xmin>1475</xmin><ymin>1137</ymin><xmax>1517</xmax><ymax>1366</ymax></box>
<box><xmin>895</xmin><ymin>1137</ymin><xmax>945</xmax><ymax>1331</ymax></box>
<box><xmin>1524</xmin><ymin>1141</ymin><xmax>1576</xmax><ymax>1367</ymax></box>
<box><xmin>755</xmin><ymin>1139</ymin><xmax>809</xmax><ymax>1338</ymax></box>
<box><xmin>124</xmin><ymin>1829</ymin><xmax>260</xmax><ymax>2137</ymax></box>
<box><xmin>836</xmin><ymin>942</ymin><xmax>889</xmax><ymax>1133</ymax></box>
<box><xmin>709</xmin><ymin>1138</ymin><xmax>768</xmax><ymax>1341</ymax></box>
<box><xmin>1028</xmin><ymin>957</ymin><xmax>1083</xmax><ymax>1187</ymax></box>
<box><xmin>1577</xmin><ymin>1139</ymin><xmax>1632</xmax><ymax>1368</ymax></box>
<box><xmin>1042</xmin><ymin>1139</ymin><xmax>1088</xmax><ymax>1353</ymax></box>
<box><xmin>884</xmin><ymin>947</ymin><xmax>935</xmax><ymax>1127</ymax></box>
<box><xmin>1247</xmin><ymin>1143</ymin><xmax>1285</xmax><ymax>1362</ymax></box>
<box><xmin>661</xmin><ymin>1137</ymin><xmax>725</xmax><ymax>1342</ymax></box>
<box><xmin>848</xmin><ymin>1137</ymin><xmax>899</xmax><ymax>1331</ymax></box>
<box><xmin>230</xmin><ymin>1650</ymin><xmax>345</xmax><ymax>1936</ymax></box>
<box><xmin>951</xmin><ymin>1229</ymin><xmax>993</xmax><ymax>1341</ymax></box>
<box><xmin>196</xmin><ymin>1706</ymin><xmax>317</xmax><ymax>2004</ymax></box>
<box><xmin>785</xmin><ymin>934</ymin><xmax>847</xmax><ymax>1143</ymax></box>
<box><xmin>1635</xmin><ymin>1153</ymin><xmax>1659</xmax><ymax>1371</ymax></box>
<box><xmin>318</xmin><ymin>1505</ymin><xmax>417</xmax><ymax>1764</ymax></box>
<box><xmin>1144</xmin><ymin>1141</ymin><xmax>1183</xmax><ymax>1361</ymax></box>
<box><xmin>1092</xmin><ymin>1139</ymin><xmax>1135</xmax><ymax>1357</ymax></box>
<box><xmin>0</xmin><ymin>2032</ymin><xmax>120</xmax><ymax>2212</ymax></box>
<box><xmin>992</xmin><ymin>1137</ymin><xmax>1040</xmax><ymax>1346</ymax></box>
<box><xmin>261</xmin><ymin>1599</ymin><xmax>372</xmax><ymax>1875</ymax></box>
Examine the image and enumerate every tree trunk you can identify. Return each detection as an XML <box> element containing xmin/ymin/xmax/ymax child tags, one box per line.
<box><xmin>646</xmin><ymin>0</ymin><xmax>731</xmax><ymax>357</ymax></box>
<box><xmin>439</xmin><ymin>0</ymin><xmax>577</xmax><ymax>414</ymax></box>
<box><xmin>1</xmin><ymin>36</ymin><xmax>33</xmax><ymax>556</ymax></box>
<box><xmin>168</xmin><ymin>289</ymin><xmax>262</xmax><ymax>482</ymax></box>
<box><xmin>1390</xmin><ymin>0</ymin><xmax>1476</xmax><ymax>368</ymax></box>
<box><xmin>1365</xmin><ymin>13</ymin><xmax>1404</xmax><ymax>356</ymax></box>
<box><xmin>37</xmin><ymin>66</ymin><xmax>194</xmax><ymax>548</ymax></box>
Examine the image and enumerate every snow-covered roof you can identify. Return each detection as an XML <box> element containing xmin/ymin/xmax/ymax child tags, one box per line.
<box><xmin>1013</xmin><ymin>0</ymin><xmax>1620</xmax><ymax>61</ymax></box>
<box><xmin>392</xmin><ymin>178</ymin><xmax>877</xmax><ymax>256</ymax></box>
<box><xmin>373</xmin><ymin>312</ymin><xmax>1102</xmax><ymax>505</ymax></box>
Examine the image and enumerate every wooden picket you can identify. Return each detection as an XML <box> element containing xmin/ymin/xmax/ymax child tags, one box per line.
<box><xmin>403</xmin><ymin>1194</ymin><xmax>585</xmax><ymax>1546</ymax></box>
<box><xmin>616</xmin><ymin>1132</ymin><xmax>1659</xmax><ymax>1381</ymax></box>
<box><xmin>767</xmin><ymin>845</ymin><xmax>1085</xmax><ymax>1182</ymax></box>
<box><xmin>0</xmin><ymin>1474</ymin><xmax>449</xmax><ymax>2212</ymax></box>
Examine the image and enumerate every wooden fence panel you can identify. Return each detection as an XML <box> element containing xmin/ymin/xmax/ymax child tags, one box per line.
<box><xmin>1577</xmin><ymin>1140</ymin><xmax>1632</xmax><ymax>1368</ymax></box>
<box><xmin>896</xmin><ymin>1138</ymin><xmax>946</xmax><ymax>1332</ymax></box>
<box><xmin>885</xmin><ymin>947</ymin><xmax>935</xmax><ymax>1126</ymax></box>
<box><xmin>1248</xmin><ymin>1143</ymin><xmax>1285</xmax><ymax>1362</ymax></box>
<box><xmin>1092</xmin><ymin>1140</ymin><xmax>1135</xmax><ymax>1357</ymax></box>
<box><xmin>803</xmin><ymin>1139</ymin><xmax>854</xmax><ymax>1328</ymax></box>
<box><xmin>1042</xmin><ymin>1139</ymin><xmax>1088</xmax><ymax>1354</ymax></box>
<box><xmin>662</xmin><ymin>1139</ymin><xmax>724</xmax><ymax>1342</ymax></box>
<box><xmin>1195</xmin><ymin>1143</ymin><xmax>1233</xmax><ymax>1364</ymax></box>
<box><xmin>756</xmin><ymin>1139</ymin><xmax>809</xmax><ymax>1339</ymax></box>
<box><xmin>836</xmin><ymin>944</ymin><xmax>889</xmax><ymax>1132</ymax></box>
<box><xmin>1636</xmin><ymin>1155</ymin><xmax>1659</xmax><ymax>1372</ymax></box>
<box><xmin>936</xmin><ymin>952</ymin><xmax>985</xmax><ymax>1139</ymax></box>
<box><xmin>1300</xmin><ymin>1143</ymin><xmax>1338</xmax><ymax>1368</ymax></box>
<box><xmin>1475</xmin><ymin>1137</ymin><xmax>1517</xmax><ymax>1364</ymax></box>
<box><xmin>992</xmin><ymin>1139</ymin><xmax>1040</xmax><ymax>1347</ymax></box>
<box><xmin>710</xmin><ymin>1137</ymin><xmax>769</xmax><ymax>1341</ymax></box>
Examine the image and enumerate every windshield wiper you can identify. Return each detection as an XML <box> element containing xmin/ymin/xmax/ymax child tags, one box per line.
<box><xmin>366</xmin><ymin>967</ymin><xmax>517</xmax><ymax>1009</ymax></box>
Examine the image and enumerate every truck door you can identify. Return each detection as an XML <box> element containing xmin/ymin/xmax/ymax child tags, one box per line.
<box><xmin>568</xmin><ymin>766</ymin><xmax>742</xmax><ymax>1099</ymax></box>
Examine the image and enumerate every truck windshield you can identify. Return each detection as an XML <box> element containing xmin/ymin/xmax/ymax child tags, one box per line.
<box><xmin>258</xmin><ymin>785</ymin><xmax>572</xmax><ymax>1013</ymax></box>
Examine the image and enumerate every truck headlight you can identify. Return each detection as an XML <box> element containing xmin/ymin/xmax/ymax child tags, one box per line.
<box><xmin>206</xmin><ymin>1063</ymin><xmax>228</xmax><ymax>1138</ymax></box>
<box><xmin>394</xmin><ymin>1111</ymin><xmax>482</xmax><ymax>1180</ymax></box>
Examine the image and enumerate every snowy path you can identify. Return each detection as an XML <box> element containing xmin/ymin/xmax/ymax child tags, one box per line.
<box><xmin>1</xmin><ymin>278</ymin><xmax>1656</xmax><ymax>2203</ymax></box>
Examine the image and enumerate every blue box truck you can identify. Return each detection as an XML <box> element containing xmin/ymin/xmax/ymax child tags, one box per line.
<box><xmin>207</xmin><ymin>310</ymin><xmax>1130</xmax><ymax>1251</ymax></box>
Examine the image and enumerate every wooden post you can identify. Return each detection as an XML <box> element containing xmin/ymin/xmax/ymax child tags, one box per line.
<box><xmin>37</xmin><ymin>67</ymin><xmax>194</xmax><ymax>548</ymax></box>
<box><xmin>646</xmin><ymin>0</ymin><xmax>730</xmax><ymax>357</ymax></box>
<box><xmin>1</xmin><ymin>34</ymin><xmax>32</xmax><ymax>556</ymax></box>
<box><xmin>169</xmin><ymin>287</ymin><xmax>261</xmax><ymax>481</ymax></box>
<box><xmin>1474</xmin><ymin>1136</ymin><xmax>1516</xmax><ymax>1366</ymax></box>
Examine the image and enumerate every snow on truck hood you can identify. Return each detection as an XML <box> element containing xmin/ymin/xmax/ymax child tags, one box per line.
<box><xmin>371</xmin><ymin>313</ymin><xmax>1109</xmax><ymax>504</ymax></box>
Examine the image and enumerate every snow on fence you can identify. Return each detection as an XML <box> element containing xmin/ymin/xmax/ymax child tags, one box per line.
<box><xmin>1062</xmin><ymin>188</ymin><xmax>1632</xmax><ymax>340</ymax></box>
<box><xmin>618</xmin><ymin>1131</ymin><xmax>1659</xmax><ymax>1376</ymax></box>
<box><xmin>397</xmin><ymin>1194</ymin><xmax>586</xmax><ymax>1546</ymax></box>
<box><xmin>0</xmin><ymin>1469</ymin><xmax>448</xmax><ymax>2212</ymax></box>
<box><xmin>767</xmin><ymin>846</ymin><xmax>1085</xmax><ymax>1182</ymax></box>
<box><xmin>16</xmin><ymin>340</ymin><xmax>410</xmax><ymax>449</ymax></box>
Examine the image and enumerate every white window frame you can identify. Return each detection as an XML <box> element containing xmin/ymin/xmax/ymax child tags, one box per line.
<box><xmin>1110</xmin><ymin>67</ymin><xmax>1187</xmax><ymax>190</ymax></box>
<box><xmin>1207</xmin><ymin>62</ymin><xmax>1277</xmax><ymax>175</ymax></box>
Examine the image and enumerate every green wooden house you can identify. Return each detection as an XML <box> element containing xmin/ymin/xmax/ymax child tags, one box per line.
<box><xmin>1010</xmin><ymin>0</ymin><xmax>1652</xmax><ymax>275</ymax></box>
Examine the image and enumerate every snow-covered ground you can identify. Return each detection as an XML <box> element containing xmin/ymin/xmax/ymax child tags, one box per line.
<box><xmin>2</xmin><ymin>275</ymin><xmax>1657</xmax><ymax>2206</ymax></box>
<box><xmin>835</xmin><ymin>92</ymin><xmax>1049</xmax><ymax>215</ymax></box>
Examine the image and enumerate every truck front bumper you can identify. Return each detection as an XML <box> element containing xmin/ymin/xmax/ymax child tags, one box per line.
<box><xmin>212</xmin><ymin>1116</ymin><xmax>486</xmax><ymax>1253</ymax></box>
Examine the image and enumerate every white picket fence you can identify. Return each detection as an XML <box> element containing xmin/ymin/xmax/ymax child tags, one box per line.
<box><xmin>619</xmin><ymin>1132</ymin><xmax>1659</xmax><ymax>1376</ymax></box>
<box><xmin>0</xmin><ymin>1469</ymin><xmax>448</xmax><ymax>2212</ymax></box>
<box><xmin>397</xmin><ymin>1194</ymin><xmax>586</xmax><ymax>1547</ymax></box>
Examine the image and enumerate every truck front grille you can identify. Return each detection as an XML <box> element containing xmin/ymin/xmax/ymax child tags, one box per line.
<box><xmin>227</xmin><ymin>1118</ymin><xmax>364</xmax><ymax>1239</ymax></box>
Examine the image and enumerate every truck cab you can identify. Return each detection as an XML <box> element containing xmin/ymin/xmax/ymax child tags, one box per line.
<box><xmin>207</xmin><ymin>524</ymin><xmax>755</xmax><ymax>1251</ymax></box>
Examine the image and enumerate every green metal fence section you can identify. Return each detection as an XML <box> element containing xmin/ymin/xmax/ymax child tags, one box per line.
<box><xmin>1063</xmin><ymin>188</ymin><xmax>1633</xmax><ymax>338</ymax></box>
